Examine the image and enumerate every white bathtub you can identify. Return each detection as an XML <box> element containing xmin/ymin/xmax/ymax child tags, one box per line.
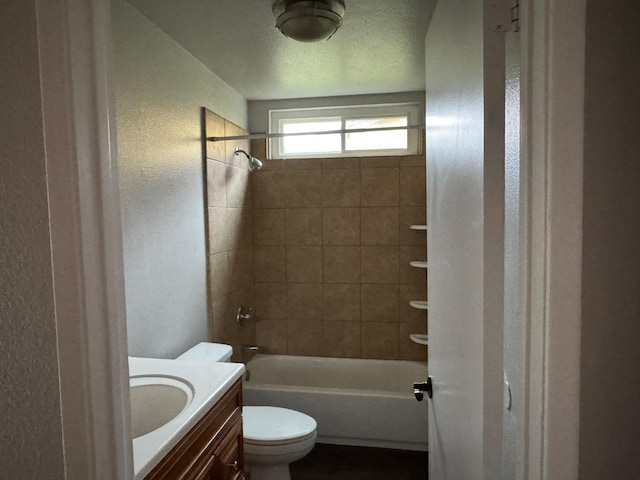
<box><xmin>242</xmin><ymin>354</ymin><xmax>429</xmax><ymax>451</ymax></box>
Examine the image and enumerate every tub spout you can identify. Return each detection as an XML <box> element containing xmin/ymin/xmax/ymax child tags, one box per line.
<box><xmin>242</xmin><ymin>345</ymin><xmax>260</xmax><ymax>353</ymax></box>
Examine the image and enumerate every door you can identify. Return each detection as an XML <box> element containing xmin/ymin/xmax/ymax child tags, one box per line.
<box><xmin>424</xmin><ymin>0</ymin><xmax>507</xmax><ymax>478</ymax></box>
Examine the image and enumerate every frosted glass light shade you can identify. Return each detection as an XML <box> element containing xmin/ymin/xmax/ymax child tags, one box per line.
<box><xmin>273</xmin><ymin>0</ymin><xmax>345</xmax><ymax>42</ymax></box>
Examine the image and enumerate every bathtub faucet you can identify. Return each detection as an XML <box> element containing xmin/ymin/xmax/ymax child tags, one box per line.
<box><xmin>236</xmin><ymin>305</ymin><xmax>254</xmax><ymax>326</ymax></box>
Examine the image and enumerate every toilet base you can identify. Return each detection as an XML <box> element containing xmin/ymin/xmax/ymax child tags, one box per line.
<box><xmin>246</xmin><ymin>463</ymin><xmax>291</xmax><ymax>480</ymax></box>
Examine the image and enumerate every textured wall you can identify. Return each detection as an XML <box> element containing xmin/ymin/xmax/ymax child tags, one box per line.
<box><xmin>0</xmin><ymin>0</ymin><xmax>65</xmax><ymax>476</ymax></box>
<box><xmin>113</xmin><ymin>0</ymin><xmax>247</xmax><ymax>358</ymax></box>
<box><xmin>204</xmin><ymin>110</ymin><xmax>256</xmax><ymax>361</ymax></box>
<box><xmin>579</xmin><ymin>0</ymin><xmax>640</xmax><ymax>477</ymax></box>
<box><xmin>248</xmin><ymin>141</ymin><xmax>427</xmax><ymax>361</ymax></box>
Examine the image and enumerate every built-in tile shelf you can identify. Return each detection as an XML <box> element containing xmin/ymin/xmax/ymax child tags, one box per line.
<box><xmin>409</xmin><ymin>261</ymin><xmax>429</xmax><ymax>269</ymax></box>
<box><xmin>409</xmin><ymin>224</ymin><xmax>428</xmax><ymax>231</ymax></box>
<box><xmin>409</xmin><ymin>334</ymin><xmax>429</xmax><ymax>346</ymax></box>
<box><xmin>409</xmin><ymin>300</ymin><xmax>428</xmax><ymax>310</ymax></box>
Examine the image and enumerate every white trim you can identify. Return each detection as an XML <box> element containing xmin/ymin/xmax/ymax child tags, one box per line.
<box><xmin>483</xmin><ymin>12</ymin><xmax>507</xmax><ymax>479</ymax></box>
<box><xmin>522</xmin><ymin>0</ymin><xmax>585</xmax><ymax>478</ymax></box>
<box><xmin>38</xmin><ymin>0</ymin><xmax>132</xmax><ymax>478</ymax></box>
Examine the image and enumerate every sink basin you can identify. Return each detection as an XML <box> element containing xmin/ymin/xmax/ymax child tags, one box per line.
<box><xmin>130</xmin><ymin>375</ymin><xmax>194</xmax><ymax>439</ymax></box>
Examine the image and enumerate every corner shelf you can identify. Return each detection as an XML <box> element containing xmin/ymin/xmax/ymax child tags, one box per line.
<box><xmin>409</xmin><ymin>334</ymin><xmax>429</xmax><ymax>346</ymax></box>
<box><xmin>408</xmin><ymin>224</ymin><xmax>428</xmax><ymax>348</ymax></box>
<box><xmin>409</xmin><ymin>300</ymin><xmax>428</xmax><ymax>310</ymax></box>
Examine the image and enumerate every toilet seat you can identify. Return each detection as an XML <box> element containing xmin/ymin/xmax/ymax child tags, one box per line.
<box><xmin>243</xmin><ymin>406</ymin><xmax>317</xmax><ymax>446</ymax></box>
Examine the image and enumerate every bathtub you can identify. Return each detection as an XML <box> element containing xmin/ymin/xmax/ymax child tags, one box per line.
<box><xmin>242</xmin><ymin>354</ymin><xmax>428</xmax><ymax>451</ymax></box>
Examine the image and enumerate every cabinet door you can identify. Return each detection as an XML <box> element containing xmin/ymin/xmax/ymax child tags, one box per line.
<box><xmin>191</xmin><ymin>452</ymin><xmax>218</xmax><ymax>480</ymax></box>
<box><xmin>213</xmin><ymin>419</ymin><xmax>244</xmax><ymax>480</ymax></box>
<box><xmin>190</xmin><ymin>418</ymin><xmax>243</xmax><ymax>480</ymax></box>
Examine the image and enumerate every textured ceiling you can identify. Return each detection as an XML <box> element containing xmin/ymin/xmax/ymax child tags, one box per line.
<box><xmin>127</xmin><ymin>0</ymin><xmax>436</xmax><ymax>100</ymax></box>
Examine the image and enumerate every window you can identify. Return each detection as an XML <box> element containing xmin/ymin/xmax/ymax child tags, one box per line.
<box><xmin>281</xmin><ymin>117</ymin><xmax>341</xmax><ymax>155</ymax></box>
<box><xmin>269</xmin><ymin>103</ymin><xmax>420</xmax><ymax>159</ymax></box>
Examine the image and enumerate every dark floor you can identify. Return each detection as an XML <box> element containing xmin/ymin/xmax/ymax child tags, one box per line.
<box><xmin>290</xmin><ymin>443</ymin><xmax>428</xmax><ymax>480</ymax></box>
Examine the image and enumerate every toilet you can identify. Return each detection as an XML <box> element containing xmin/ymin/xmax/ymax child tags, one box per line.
<box><xmin>176</xmin><ymin>342</ymin><xmax>317</xmax><ymax>480</ymax></box>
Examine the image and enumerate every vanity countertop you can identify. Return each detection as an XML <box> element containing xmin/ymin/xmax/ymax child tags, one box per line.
<box><xmin>129</xmin><ymin>356</ymin><xmax>244</xmax><ymax>479</ymax></box>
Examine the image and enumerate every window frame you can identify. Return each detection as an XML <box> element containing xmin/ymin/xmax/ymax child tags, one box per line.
<box><xmin>268</xmin><ymin>102</ymin><xmax>421</xmax><ymax>159</ymax></box>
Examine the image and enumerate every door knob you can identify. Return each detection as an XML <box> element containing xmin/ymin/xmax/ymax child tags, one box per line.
<box><xmin>413</xmin><ymin>376</ymin><xmax>433</xmax><ymax>401</ymax></box>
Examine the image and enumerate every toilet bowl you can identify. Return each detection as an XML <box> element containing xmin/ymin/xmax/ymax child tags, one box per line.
<box><xmin>176</xmin><ymin>342</ymin><xmax>318</xmax><ymax>480</ymax></box>
<box><xmin>243</xmin><ymin>405</ymin><xmax>317</xmax><ymax>480</ymax></box>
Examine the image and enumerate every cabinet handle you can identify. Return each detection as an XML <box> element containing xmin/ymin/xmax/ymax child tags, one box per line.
<box><xmin>227</xmin><ymin>460</ymin><xmax>239</xmax><ymax>471</ymax></box>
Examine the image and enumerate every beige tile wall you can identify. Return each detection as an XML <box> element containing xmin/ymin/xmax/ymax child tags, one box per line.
<box><xmin>204</xmin><ymin>109</ymin><xmax>256</xmax><ymax>361</ymax></box>
<box><xmin>250</xmin><ymin>140</ymin><xmax>428</xmax><ymax>361</ymax></box>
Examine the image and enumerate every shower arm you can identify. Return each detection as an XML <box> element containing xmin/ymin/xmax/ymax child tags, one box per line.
<box><xmin>234</xmin><ymin>148</ymin><xmax>251</xmax><ymax>160</ymax></box>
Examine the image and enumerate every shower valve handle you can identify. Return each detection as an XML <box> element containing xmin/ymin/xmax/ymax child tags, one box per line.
<box><xmin>413</xmin><ymin>377</ymin><xmax>433</xmax><ymax>402</ymax></box>
<box><xmin>236</xmin><ymin>305</ymin><xmax>254</xmax><ymax>325</ymax></box>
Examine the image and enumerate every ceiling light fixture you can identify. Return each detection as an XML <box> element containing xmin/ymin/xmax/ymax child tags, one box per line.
<box><xmin>272</xmin><ymin>0</ymin><xmax>346</xmax><ymax>43</ymax></box>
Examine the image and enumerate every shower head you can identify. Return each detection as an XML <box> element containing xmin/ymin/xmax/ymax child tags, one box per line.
<box><xmin>235</xmin><ymin>148</ymin><xmax>264</xmax><ymax>172</ymax></box>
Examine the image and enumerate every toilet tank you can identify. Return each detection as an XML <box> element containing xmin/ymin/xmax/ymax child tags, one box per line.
<box><xmin>176</xmin><ymin>342</ymin><xmax>233</xmax><ymax>364</ymax></box>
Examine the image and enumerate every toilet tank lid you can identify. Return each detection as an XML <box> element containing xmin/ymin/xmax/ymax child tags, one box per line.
<box><xmin>176</xmin><ymin>342</ymin><xmax>233</xmax><ymax>363</ymax></box>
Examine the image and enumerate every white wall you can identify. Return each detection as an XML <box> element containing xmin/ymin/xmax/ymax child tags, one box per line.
<box><xmin>0</xmin><ymin>1</ymin><xmax>65</xmax><ymax>476</ymax></box>
<box><xmin>579</xmin><ymin>0</ymin><xmax>640</xmax><ymax>477</ymax></box>
<box><xmin>113</xmin><ymin>0</ymin><xmax>247</xmax><ymax>357</ymax></box>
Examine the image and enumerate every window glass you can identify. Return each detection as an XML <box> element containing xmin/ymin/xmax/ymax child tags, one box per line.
<box><xmin>281</xmin><ymin>118</ymin><xmax>341</xmax><ymax>155</ymax></box>
<box><xmin>345</xmin><ymin>116</ymin><xmax>408</xmax><ymax>151</ymax></box>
